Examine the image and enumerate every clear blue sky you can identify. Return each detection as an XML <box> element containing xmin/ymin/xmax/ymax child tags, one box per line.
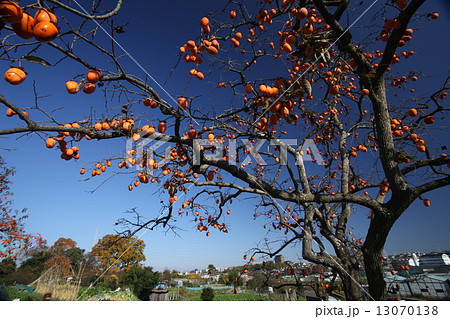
<box><xmin>1</xmin><ymin>0</ymin><xmax>449</xmax><ymax>272</ymax></box>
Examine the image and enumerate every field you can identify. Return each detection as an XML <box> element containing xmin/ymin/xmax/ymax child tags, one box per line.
<box><xmin>1</xmin><ymin>284</ymin><xmax>303</xmax><ymax>301</ymax></box>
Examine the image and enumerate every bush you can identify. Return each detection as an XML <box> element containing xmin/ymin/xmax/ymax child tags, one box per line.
<box><xmin>201</xmin><ymin>287</ymin><xmax>214</xmax><ymax>301</ymax></box>
<box><xmin>0</xmin><ymin>286</ymin><xmax>9</xmax><ymax>301</ymax></box>
<box><xmin>179</xmin><ymin>286</ymin><xmax>188</xmax><ymax>296</ymax></box>
<box><xmin>120</xmin><ymin>266</ymin><xmax>159</xmax><ymax>301</ymax></box>
<box><xmin>103</xmin><ymin>274</ymin><xmax>119</xmax><ymax>290</ymax></box>
<box><xmin>78</xmin><ymin>282</ymin><xmax>112</xmax><ymax>300</ymax></box>
<box><xmin>0</xmin><ymin>286</ymin><xmax>42</xmax><ymax>301</ymax></box>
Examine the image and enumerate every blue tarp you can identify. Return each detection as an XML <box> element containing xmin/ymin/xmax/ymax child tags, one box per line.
<box><xmin>14</xmin><ymin>285</ymin><xmax>36</xmax><ymax>293</ymax></box>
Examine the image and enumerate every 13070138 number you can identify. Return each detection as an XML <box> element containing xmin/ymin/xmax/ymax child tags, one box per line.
<box><xmin>376</xmin><ymin>305</ymin><xmax>438</xmax><ymax>316</ymax></box>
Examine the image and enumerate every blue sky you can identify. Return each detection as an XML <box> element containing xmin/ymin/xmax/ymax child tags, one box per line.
<box><xmin>1</xmin><ymin>0</ymin><xmax>450</xmax><ymax>272</ymax></box>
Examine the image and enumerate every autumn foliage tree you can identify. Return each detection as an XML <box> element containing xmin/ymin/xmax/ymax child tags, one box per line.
<box><xmin>49</xmin><ymin>237</ymin><xmax>77</xmax><ymax>253</ymax></box>
<box><xmin>90</xmin><ymin>234</ymin><xmax>146</xmax><ymax>274</ymax></box>
<box><xmin>43</xmin><ymin>237</ymin><xmax>81</xmax><ymax>277</ymax></box>
<box><xmin>0</xmin><ymin>0</ymin><xmax>449</xmax><ymax>300</ymax></box>
<box><xmin>0</xmin><ymin>156</ymin><xmax>44</xmax><ymax>261</ymax></box>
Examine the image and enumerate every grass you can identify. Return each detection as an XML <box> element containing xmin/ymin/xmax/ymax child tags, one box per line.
<box><xmin>0</xmin><ymin>286</ymin><xmax>44</xmax><ymax>301</ymax></box>
<box><xmin>175</xmin><ymin>288</ymin><xmax>270</xmax><ymax>301</ymax></box>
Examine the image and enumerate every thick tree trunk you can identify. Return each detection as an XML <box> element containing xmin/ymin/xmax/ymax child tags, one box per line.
<box><xmin>338</xmin><ymin>266</ymin><xmax>365</xmax><ymax>301</ymax></box>
<box><xmin>362</xmin><ymin>215</ymin><xmax>395</xmax><ymax>300</ymax></box>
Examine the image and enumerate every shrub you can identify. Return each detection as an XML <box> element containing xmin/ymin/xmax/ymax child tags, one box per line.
<box><xmin>78</xmin><ymin>282</ymin><xmax>111</xmax><ymax>300</ymax></box>
<box><xmin>201</xmin><ymin>287</ymin><xmax>214</xmax><ymax>301</ymax></box>
<box><xmin>120</xmin><ymin>266</ymin><xmax>159</xmax><ymax>301</ymax></box>
<box><xmin>0</xmin><ymin>286</ymin><xmax>42</xmax><ymax>301</ymax></box>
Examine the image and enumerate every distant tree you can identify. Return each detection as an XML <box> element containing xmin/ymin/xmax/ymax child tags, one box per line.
<box><xmin>50</xmin><ymin>238</ymin><xmax>77</xmax><ymax>253</ymax></box>
<box><xmin>179</xmin><ymin>286</ymin><xmax>188</xmax><ymax>297</ymax></box>
<box><xmin>0</xmin><ymin>156</ymin><xmax>44</xmax><ymax>260</ymax></box>
<box><xmin>18</xmin><ymin>247</ymin><xmax>51</xmax><ymax>278</ymax></box>
<box><xmin>263</xmin><ymin>261</ymin><xmax>276</xmax><ymax>271</ymax></box>
<box><xmin>161</xmin><ymin>268</ymin><xmax>172</xmax><ymax>282</ymax></box>
<box><xmin>0</xmin><ymin>258</ymin><xmax>16</xmax><ymax>285</ymax></box>
<box><xmin>64</xmin><ymin>247</ymin><xmax>85</xmax><ymax>269</ymax></box>
<box><xmin>79</xmin><ymin>252</ymin><xmax>98</xmax><ymax>287</ymax></box>
<box><xmin>171</xmin><ymin>269</ymin><xmax>179</xmax><ymax>277</ymax></box>
<box><xmin>121</xmin><ymin>266</ymin><xmax>159</xmax><ymax>301</ymax></box>
<box><xmin>246</xmin><ymin>279</ymin><xmax>259</xmax><ymax>291</ymax></box>
<box><xmin>91</xmin><ymin>234</ymin><xmax>145</xmax><ymax>273</ymax></box>
<box><xmin>9</xmin><ymin>247</ymin><xmax>49</xmax><ymax>284</ymax></box>
<box><xmin>218</xmin><ymin>274</ymin><xmax>228</xmax><ymax>285</ymax></box>
<box><xmin>200</xmin><ymin>287</ymin><xmax>215</xmax><ymax>301</ymax></box>
<box><xmin>103</xmin><ymin>274</ymin><xmax>120</xmax><ymax>291</ymax></box>
<box><xmin>44</xmin><ymin>254</ymin><xmax>72</xmax><ymax>277</ymax></box>
<box><xmin>228</xmin><ymin>269</ymin><xmax>243</xmax><ymax>287</ymax></box>
<box><xmin>207</xmin><ymin>264</ymin><xmax>216</xmax><ymax>275</ymax></box>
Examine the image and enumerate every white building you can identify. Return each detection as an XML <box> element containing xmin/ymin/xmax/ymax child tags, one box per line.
<box><xmin>419</xmin><ymin>253</ymin><xmax>450</xmax><ymax>267</ymax></box>
<box><xmin>408</xmin><ymin>253</ymin><xmax>420</xmax><ymax>267</ymax></box>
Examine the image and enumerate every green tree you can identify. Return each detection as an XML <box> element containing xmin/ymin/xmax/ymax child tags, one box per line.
<box><xmin>64</xmin><ymin>247</ymin><xmax>85</xmax><ymax>268</ymax></box>
<box><xmin>207</xmin><ymin>264</ymin><xmax>216</xmax><ymax>275</ymax></box>
<box><xmin>0</xmin><ymin>258</ymin><xmax>16</xmax><ymax>285</ymax></box>
<box><xmin>218</xmin><ymin>274</ymin><xmax>229</xmax><ymax>285</ymax></box>
<box><xmin>263</xmin><ymin>261</ymin><xmax>275</xmax><ymax>271</ymax></box>
<box><xmin>179</xmin><ymin>286</ymin><xmax>188</xmax><ymax>297</ymax></box>
<box><xmin>18</xmin><ymin>246</ymin><xmax>52</xmax><ymax>283</ymax></box>
<box><xmin>228</xmin><ymin>269</ymin><xmax>243</xmax><ymax>287</ymax></box>
<box><xmin>91</xmin><ymin>234</ymin><xmax>145</xmax><ymax>273</ymax></box>
<box><xmin>200</xmin><ymin>287</ymin><xmax>214</xmax><ymax>301</ymax></box>
<box><xmin>161</xmin><ymin>268</ymin><xmax>172</xmax><ymax>282</ymax></box>
<box><xmin>103</xmin><ymin>274</ymin><xmax>120</xmax><ymax>291</ymax></box>
<box><xmin>121</xmin><ymin>266</ymin><xmax>159</xmax><ymax>301</ymax></box>
<box><xmin>246</xmin><ymin>279</ymin><xmax>259</xmax><ymax>291</ymax></box>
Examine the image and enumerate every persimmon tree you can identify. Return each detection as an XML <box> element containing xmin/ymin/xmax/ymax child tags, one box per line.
<box><xmin>0</xmin><ymin>156</ymin><xmax>44</xmax><ymax>260</ymax></box>
<box><xmin>0</xmin><ymin>0</ymin><xmax>449</xmax><ymax>300</ymax></box>
<box><xmin>90</xmin><ymin>234</ymin><xmax>145</xmax><ymax>273</ymax></box>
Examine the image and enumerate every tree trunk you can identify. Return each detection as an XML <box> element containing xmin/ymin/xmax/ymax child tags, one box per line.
<box><xmin>338</xmin><ymin>267</ymin><xmax>365</xmax><ymax>301</ymax></box>
<box><xmin>363</xmin><ymin>215</ymin><xmax>395</xmax><ymax>300</ymax></box>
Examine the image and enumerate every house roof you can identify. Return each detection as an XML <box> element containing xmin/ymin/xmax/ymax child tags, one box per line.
<box><xmin>423</xmin><ymin>274</ymin><xmax>450</xmax><ymax>282</ymax></box>
<box><xmin>384</xmin><ymin>274</ymin><xmax>408</xmax><ymax>281</ymax></box>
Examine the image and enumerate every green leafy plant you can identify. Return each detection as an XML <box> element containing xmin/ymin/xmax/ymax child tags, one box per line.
<box><xmin>120</xmin><ymin>266</ymin><xmax>159</xmax><ymax>301</ymax></box>
<box><xmin>200</xmin><ymin>287</ymin><xmax>215</xmax><ymax>301</ymax></box>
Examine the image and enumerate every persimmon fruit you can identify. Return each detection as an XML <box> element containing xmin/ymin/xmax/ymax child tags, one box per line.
<box><xmin>86</xmin><ymin>69</ymin><xmax>101</xmax><ymax>83</ymax></box>
<box><xmin>0</xmin><ymin>1</ymin><xmax>23</xmax><ymax>23</ymax></box>
<box><xmin>5</xmin><ymin>108</ymin><xmax>17</xmax><ymax>117</ymax></box>
<box><xmin>82</xmin><ymin>82</ymin><xmax>96</xmax><ymax>94</ymax></box>
<box><xmin>177</xmin><ymin>97</ymin><xmax>188</xmax><ymax>111</ymax></box>
<box><xmin>158</xmin><ymin>121</ymin><xmax>167</xmax><ymax>133</ymax></box>
<box><xmin>33</xmin><ymin>21</ymin><xmax>58</xmax><ymax>42</ymax></box>
<box><xmin>424</xmin><ymin>116</ymin><xmax>434</xmax><ymax>124</ymax></box>
<box><xmin>12</xmin><ymin>12</ymin><xmax>34</xmax><ymax>39</ymax></box>
<box><xmin>408</xmin><ymin>108</ymin><xmax>417</xmax><ymax>117</ymax></box>
<box><xmin>34</xmin><ymin>8</ymin><xmax>57</xmax><ymax>25</ymax></box>
<box><xmin>4</xmin><ymin>67</ymin><xmax>26</xmax><ymax>85</ymax></box>
<box><xmin>45</xmin><ymin>137</ymin><xmax>56</xmax><ymax>148</ymax></box>
<box><xmin>187</xmin><ymin>128</ymin><xmax>197</xmax><ymax>139</ymax></box>
<box><xmin>66</xmin><ymin>80</ymin><xmax>79</xmax><ymax>94</ymax></box>
<box><xmin>200</xmin><ymin>17</ymin><xmax>209</xmax><ymax>27</ymax></box>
